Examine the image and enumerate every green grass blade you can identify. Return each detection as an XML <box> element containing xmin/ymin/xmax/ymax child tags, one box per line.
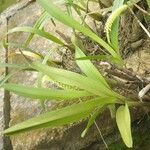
<box><xmin>75</xmin><ymin>45</ymin><xmax>109</xmax><ymax>87</ymax></box>
<box><xmin>76</xmin><ymin>54</ymin><xmax>121</xmax><ymax>64</ymax></box>
<box><xmin>8</xmin><ymin>27</ymin><xmax>65</xmax><ymax>46</ymax></box>
<box><xmin>25</xmin><ymin>11</ymin><xmax>49</xmax><ymax>46</ymax></box>
<box><xmin>32</xmin><ymin>62</ymin><xmax>116</xmax><ymax>97</ymax></box>
<box><xmin>146</xmin><ymin>0</ymin><xmax>150</xmax><ymax>9</ymax></box>
<box><xmin>0</xmin><ymin>63</ymin><xmax>28</xmax><ymax>69</ymax></box>
<box><xmin>109</xmin><ymin>0</ymin><xmax>125</xmax><ymax>51</ymax></box>
<box><xmin>105</xmin><ymin>4</ymin><xmax>128</xmax><ymax>50</ymax></box>
<box><xmin>2</xmin><ymin>83</ymin><xmax>93</xmax><ymax>101</ymax></box>
<box><xmin>37</xmin><ymin>0</ymin><xmax>120</xmax><ymax>60</ymax></box>
<box><xmin>81</xmin><ymin>107</ymin><xmax>103</xmax><ymax>137</ymax></box>
<box><xmin>3</xmin><ymin>97</ymin><xmax>115</xmax><ymax>135</ymax></box>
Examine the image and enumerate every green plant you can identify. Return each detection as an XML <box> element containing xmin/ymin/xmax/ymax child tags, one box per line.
<box><xmin>0</xmin><ymin>0</ymin><xmax>149</xmax><ymax>148</ymax></box>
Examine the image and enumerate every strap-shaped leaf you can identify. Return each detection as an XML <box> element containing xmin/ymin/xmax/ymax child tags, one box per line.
<box><xmin>37</xmin><ymin>0</ymin><xmax>120</xmax><ymax>60</ymax></box>
<box><xmin>0</xmin><ymin>63</ymin><xmax>28</xmax><ymax>69</ymax></box>
<box><xmin>3</xmin><ymin>98</ymin><xmax>115</xmax><ymax>135</ymax></box>
<box><xmin>25</xmin><ymin>11</ymin><xmax>49</xmax><ymax>46</ymax></box>
<box><xmin>2</xmin><ymin>83</ymin><xmax>93</xmax><ymax>100</ymax></box>
<box><xmin>76</xmin><ymin>54</ymin><xmax>120</xmax><ymax>64</ymax></box>
<box><xmin>105</xmin><ymin>4</ymin><xmax>128</xmax><ymax>48</ymax></box>
<box><xmin>106</xmin><ymin>0</ymin><xmax>141</xmax><ymax>51</ymax></box>
<box><xmin>116</xmin><ymin>104</ymin><xmax>133</xmax><ymax>148</ymax></box>
<box><xmin>32</xmin><ymin>62</ymin><xmax>117</xmax><ymax>97</ymax></box>
<box><xmin>146</xmin><ymin>0</ymin><xmax>150</xmax><ymax>8</ymax></box>
<box><xmin>75</xmin><ymin>44</ymin><xmax>109</xmax><ymax>87</ymax></box>
<box><xmin>81</xmin><ymin>107</ymin><xmax>103</xmax><ymax>137</ymax></box>
<box><xmin>8</xmin><ymin>27</ymin><xmax>65</xmax><ymax>46</ymax></box>
<box><xmin>109</xmin><ymin>0</ymin><xmax>125</xmax><ymax>51</ymax></box>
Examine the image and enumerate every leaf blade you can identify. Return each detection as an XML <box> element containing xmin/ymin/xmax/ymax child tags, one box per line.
<box><xmin>110</xmin><ymin>0</ymin><xmax>125</xmax><ymax>51</ymax></box>
<box><xmin>75</xmin><ymin>45</ymin><xmax>109</xmax><ymax>87</ymax></box>
<box><xmin>37</xmin><ymin>0</ymin><xmax>120</xmax><ymax>60</ymax></box>
<box><xmin>32</xmin><ymin>62</ymin><xmax>116</xmax><ymax>97</ymax></box>
<box><xmin>25</xmin><ymin>11</ymin><xmax>49</xmax><ymax>46</ymax></box>
<box><xmin>81</xmin><ymin>107</ymin><xmax>103</xmax><ymax>137</ymax></box>
<box><xmin>8</xmin><ymin>27</ymin><xmax>65</xmax><ymax>46</ymax></box>
<box><xmin>2</xmin><ymin>83</ymin><xmax>93</xmax><ymax>101</ymax></box>
<box><xmin>116</xmin><ymin>104</ymin><xmax>133</xmax><ymax>148</ymax></box>
<box><xmin>3</xmin><ymin>97</ymin><xmax>115</xmax><ymax>135</ymax></box>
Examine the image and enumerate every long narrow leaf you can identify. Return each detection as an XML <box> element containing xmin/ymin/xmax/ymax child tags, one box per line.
<box><xmin>0</xmin><ymin>63</ymin><xmax>28</xmax><ymax>69</ymax></box>
<box><xmin>25</xmin><ymin>11</ymin><xmax>49</xmax><ymax>46</ymax></box>
<box><xmin>75</xmin><ymin>45</ymin><xmax>109</xmax><ymax>87</ymax></box>
<box><xmin>109</xmin><ymin>0</ymin><xmax>125</xmax><ymax>51</ymax></box>
<box><xmin>31</xmin><ymin>62</ymin><xmax>117</xmax><ymax>97</ymax></box>
<box><xmin>105</xmin><ymin>4</ymin><xmax>128</xmax><ymax>49</ymax></box>
<box><xmin>146</xmin><ymin>0</ymin><xmax>150</xmax><ymax>9</ymax></box>
<box><xmin>76</xmin><ymin>54</ymin><xmax>120</xmax><ymax>64</ymax></box>
<box><xmin>2</xmin><ymin>83</ymin><xmax>93</xmax><ymax>100</ymax></box>
<box><xmin>8</xmin><ymin>27</ymin><xmax>65</xmax><ymax>46</ymax></box>
<box><xmin>3</xmin><ymin>97</ymin><xmax>115</xmax><ymax>135</ymax></box>
<box><xmin>81</xmin><ymin>107</ymin><xmax>103</xmax><ymax>137</ymax></box>
<box><xmin>37</xmin><ymin>0</ymin><xmax>120</xmax><ymax>60</ymax></box>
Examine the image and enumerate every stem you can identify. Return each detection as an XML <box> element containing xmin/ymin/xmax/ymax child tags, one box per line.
<box><xmin>94</xmin><ymin>121</ymin><xmax>108</xmax><ymax>149</ymax></box>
